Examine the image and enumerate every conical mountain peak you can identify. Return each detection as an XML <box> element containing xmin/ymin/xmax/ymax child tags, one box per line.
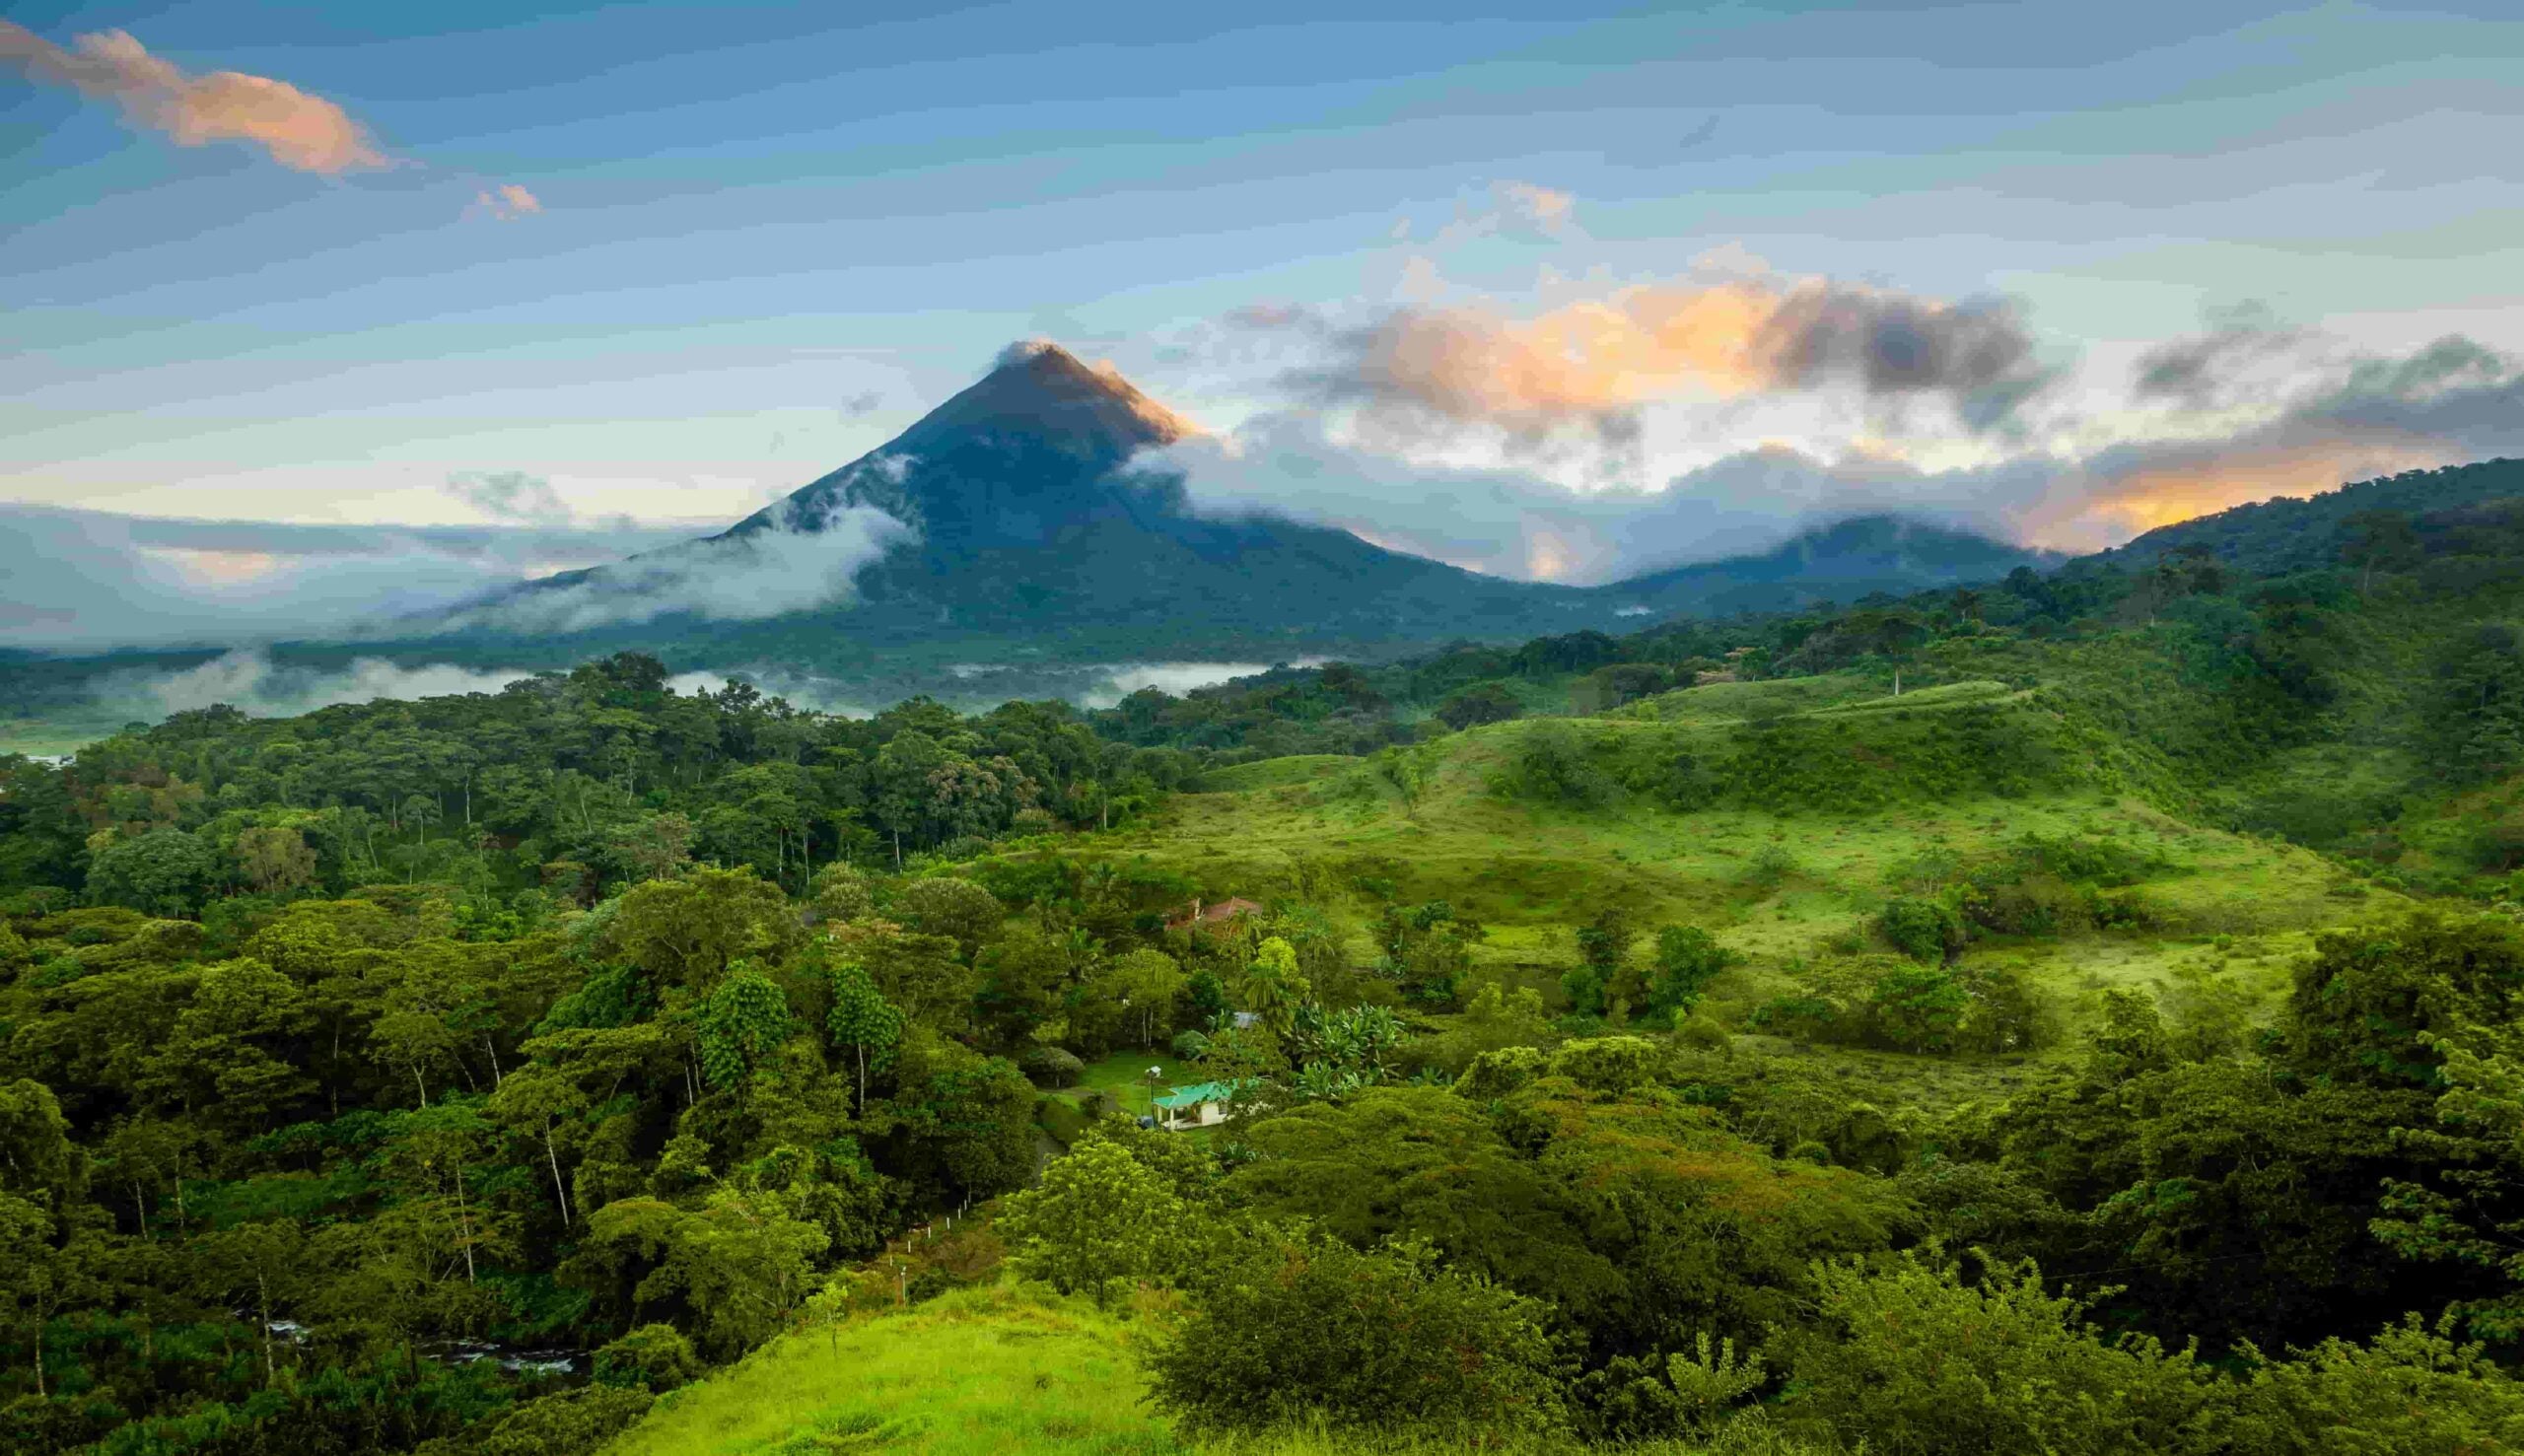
<box><xmin>898</xmin><ymin>339</ymin><xmax>1195</xmax><ymax>454</ymax></box>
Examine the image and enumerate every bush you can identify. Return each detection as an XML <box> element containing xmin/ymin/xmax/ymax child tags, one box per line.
<box><xmin>1648</xmin><ymin>926</ymin><xmax>1737</xmax><ymax>1017</ymax></box>
<box><xmin>1018</xmin><ymin>1044</ymin><xmax>1086</xmax><ymax>1088</ymax></box>
<box><xmin>1437</xmin><ymin>682</ymin><xmax>1524</xmax><ymax>730</ymax></box>
<box><xmin>592</xmin><ymin>1323</ymin><xmax>704</xmax><ymax>1392</ymax></box>
<box><xmin>1546</xmin><ymin>1035</ymin><xmax>1666</xmax><ymax>1096</ymax></box>
<box><xmin>2227</xmin><ymin>1315</ymin><xmax>2524</xmax><ymax>1454</ymax></box>
<box><xmin>1149</xmin><ymin>1231</ymin><xmax>1568</xmax><ymax>1435</ymax></box>
<box><xmin>471</xmin><ymin>1386</ymin><xmax>655</xmax><ymax>1456</ymax></box>
<box><xmin>1876</xmin><ymin>897</ymin><xmax>1965</xmax><ymax>963</ymax></box>
<box><xmin>1494</xmin><ymin>722</ymin><xmax>1615</xmax><ymax>807</ymax></box>
<box><xmin>1778</xmin><ymin>1250</ymin><xmax>2219</xmax><ymax>1456</ymax></box>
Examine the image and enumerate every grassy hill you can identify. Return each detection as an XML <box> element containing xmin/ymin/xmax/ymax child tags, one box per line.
<box><xmin>992</xmin><ymin>670</ymin><xmax>2367</xmax><ymax>1060</ymax></box>
<box><xmin>600</xmin><ymin>1283</ymin><xmax>1817</xmax><ymax>1456</ymax></box>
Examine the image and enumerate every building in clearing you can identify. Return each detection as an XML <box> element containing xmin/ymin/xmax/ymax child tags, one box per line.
<box><xmin>1152</xmin><ymin>1079</ymin><xmax>1246</xmax><ymax>1131</ymax></box>
<box><xmin>1164</xmin><ymin>897</ymin><xmax>1263</xmax><ymax>936</ymax></box>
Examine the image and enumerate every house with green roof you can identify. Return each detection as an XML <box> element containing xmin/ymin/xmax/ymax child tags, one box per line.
<box><xmin>1152</xmin><ymin>1078</ymin><xmax>1250</xmax><ymax>1131</ymax></box>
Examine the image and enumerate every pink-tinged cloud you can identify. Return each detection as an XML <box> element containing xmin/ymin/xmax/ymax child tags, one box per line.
<box><xmin>0</xmin><ymin>22</ymin><xmax>385</xmax><ymax>173</ymax></box>
<box><xmin>1258</xmin><ymin>274</ymin><xmax>2054</xmax><ymax>439</ymax></box>
<box><xmin>473</xmin><ymin>183</ymin><xmax>542</xmax><ymax>220</ymax></box>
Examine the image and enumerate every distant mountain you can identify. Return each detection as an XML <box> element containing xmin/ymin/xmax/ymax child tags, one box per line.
<box><xmin>2084</xmin><ymin>457</ymin><xmax>2524</xmax><ymax>574</ymax></box>
<box><xmin>385</xmin><ymin>344</ymin><xmax>2063</xmax><ymax>680</ymax></box>
<box><xmin>1604</xmin><ymin>515</ymin><xmax>2064</xmax><ymax>618</ymax></box>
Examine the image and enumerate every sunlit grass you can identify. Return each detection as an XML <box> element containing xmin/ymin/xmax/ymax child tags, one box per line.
<box><xmin>602</xmin><ymin>1282</ymin><xmax>1830</xmax><ymax>1456</ymax></box>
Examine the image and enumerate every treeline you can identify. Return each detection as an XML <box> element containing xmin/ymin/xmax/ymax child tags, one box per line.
<box><xmin>0</xmin><ymin>653</ymin><xmax>1220</xmax><ymax>918</ymax></box>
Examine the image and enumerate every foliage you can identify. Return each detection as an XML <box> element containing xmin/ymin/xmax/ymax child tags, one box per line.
<box><xmin>1148</xmin><ymin>1229</ymin><xmax>1569</xmax><ymax>1435</ymax></box>
<box><xmin>996</xmin><ymin>1132</ymin><xmax>1197</xmax><ymax>1302</ymax></box>
<box><xmin>1777</xmin><ymin>1249</ymin><xmax>2220</xmax><ymax>1456</ymax></box>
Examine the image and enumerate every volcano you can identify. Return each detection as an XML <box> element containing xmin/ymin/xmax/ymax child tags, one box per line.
<box><xmin>438</xmin><ymin>342</ymin><xmax>2057</xmax><ymax>678</ymax></box>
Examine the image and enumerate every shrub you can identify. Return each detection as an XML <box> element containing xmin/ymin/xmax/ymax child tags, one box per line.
<box><xmin>1777</xmin><ymin>1250</ymin><xmax>2220</xmax><ymax>1456</ymax></box>
<box><xmin>1148</xmin><ymin>1231</ymin><xmax>1568</xmax><ymax>1435</ymax></box>
<box><xmin>592</xmin><ymin>1323</ymin><xmax>703</xmax><ymax>1392</ymax></box>
<box><xmin>1436</xmin><ymin>682</ymin><xmax>1523</xmax><ymax>730</ymax></box>
<box><xmin>1876</xmin><ymin>897</ymin><xmax>1965</xmax><ymax>963</ymax></box>
<box><xmin>471</xmin><ymin>1387</ymin><xmax>655</xmax><ymax>1456</ymax></box>
<box><xmin>1455</xmin><ymin>1045</ymin><xmax>1549</xmax><ymax>1101</ymax></box>
<box><xmin>2228</xmin><ymin>1315</ymin><xmax>2524</xmax><ymax>1454</ymax></box>
<box><xmin>1546</xmin><ymin>1035</ymin><xmax>1666</xmax><ymax>1096</ymax></box>
<box><xmin>1017</xmin><ymin>1044</ymin><xmax>1086</xmax><ymax>1088</ymax></box>
<box><xmin>1648</xmin><ymin>926</ymin><xmax>1737</xmax><ymax>1017</ymax></box>
<box><xmin>1866</xmin><ymin>965</ymin><xmax>1972</xmax><ymax>1053</ymax></box>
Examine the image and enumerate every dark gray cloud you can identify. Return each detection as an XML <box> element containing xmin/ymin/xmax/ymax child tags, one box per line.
<box><xmin>1751</xmin><ymin>283</ymin><xmax>2055</xmax><ymax>430</ymax></box>
<box><xmin>2131</xmin><ymin>302</ymin><xmax>2310</xmax><ymax>407</ymax></box>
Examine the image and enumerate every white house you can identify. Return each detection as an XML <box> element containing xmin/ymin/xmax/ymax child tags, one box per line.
<box><xmin>1152</xmin><ymin>1079</ymin><xmax>1244</xmax><ymax>1131</ymax></box>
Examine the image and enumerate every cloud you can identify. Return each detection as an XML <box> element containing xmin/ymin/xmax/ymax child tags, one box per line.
<box><xmin>440</xmin><ymin>504</ymin><xmax>913</xmax><ymax>634</ymax></box>
<box><xmin>1148</xmin><ymin>331</ymin><xmax>2524</xmax><ymax>573</ymax></box>
<box><xmin>0</xmin><ymin>505</ymin><xmax>693</xmax><ymax>650</ymax></box>
<box><xmin>471</xmin><ymin>182</ymin><xmax>541</xmax><ymax>220</ymax></box>
<box><xmin>1417</xmin><ymin>178</ymin><xmax>1586</xmax><ymax>249</ymax></box>
<box><xmin>2131</xmin><ymin>302</ymin><xmax>2312</xmax><ymax>408</ymax></box>
<box><xmin>444</xmin><ymin>469</ymin><xmax>574</xmax><ymax>525</ymax></box>
<box><xmin>1242</xmin><ymin>265</ymin><xmax>2057</xmax><ymax>445</ymax></box>
<box><xmin>123</xmin><ymin>651</ymin><xmax>544</xmax><ymax>718</ymax></box>
<box><xmin>1495</xmin><ymin>180</ymin><xmax>1576</xmax><ymax>236</ymax></box>
<box><xmin>839</xmin><ymin>390</ymin><xmax>884</xmax><ymax>419</ymax></box>
<box><xmin>1</xmin><ymin>22</ymin><xmax>385</xmax><ymax>173</ymax></box>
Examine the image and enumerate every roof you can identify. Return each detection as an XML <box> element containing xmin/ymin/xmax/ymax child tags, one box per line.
<box><xmin>1165</xmin><ymin>896</ymin><xmax>1265</xmax><ymax>932</ymax></box>
<box><xmin>1154</xmin><ymin>1079</ymin><xmax>1249</xmax><ymax>1109</ymax></box>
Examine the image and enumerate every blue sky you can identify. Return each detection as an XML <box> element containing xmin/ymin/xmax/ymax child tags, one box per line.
<box><xmin>6</xmin><ymin>0</ymin><xmax>2524</xmax><ymax>593</ymax></box>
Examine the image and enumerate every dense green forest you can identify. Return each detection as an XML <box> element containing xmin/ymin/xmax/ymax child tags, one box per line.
<box><xmin>10</xmin><ymin>465</ymin><xmax>2524</xmax><ymax>1452</ymax></box>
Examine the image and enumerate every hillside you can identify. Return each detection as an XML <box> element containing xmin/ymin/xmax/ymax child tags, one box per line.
<box><xmin>596</xmin><ymin>1283</ymin><xmax>1815</xmax><ymax>1456</ymax></box>
<box><xmin>2093</xmin><ymin>455</ymin><xmax>2524</xmax><ymax>572</ymax></box>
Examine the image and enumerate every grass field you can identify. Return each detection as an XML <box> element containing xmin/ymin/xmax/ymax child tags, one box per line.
<box><xmin>1044</xmin><ymin>677</ymin><xmax>2376</xmax><ymax>1066</ymax></box>
<box><xmin>599</xmin><ymin>1282</ymin><xmax>1819</xmax><ymax>1456</ymax></box>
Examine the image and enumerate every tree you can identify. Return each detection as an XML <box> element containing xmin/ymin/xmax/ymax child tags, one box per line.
<box><xmin>1437</xmin><ymin>682</ymin><xmax>1524</xmax><ymax>730</ymax></box>
<box><xmin>144</xmin><ymin>956</ymin><xmax>316</xmax><ymax>1133</ymax></box>
<box><xmin>233</xmin><ymin>825</ymin><xmax>317</xmax><ymax>895</ymax></box>
<box><xmin>578</xmin><ymin>1189</ymin><xmax>830</xmax><ymax>1360</ymax></box>
<box><xmin>596</xmin><ymin>867</ymin><xmax>801</xmax><ymax>991</ymax></box>
<box><xmin>2341</xmin><ymin>509</ymin><xmax>2420</xmax><ymax>595</ymax></box>
<box><xmin>996</xmin><ymin>1133</ymin><xmax>1195</xmax><ymax>1303</ymax></box>
<box><xmin>0</xmin><ymin>1193</ymin><xmax>81</xmax><ymax>1397</ymax></box>
<box><xmin>1238</xmin><ymin>936</ymin><xmax>1311</xmax><ymax>1045</ymax></box>
<box><xmin>1647</xmin><ymin>926</ymin><xmax>1735</xmax><ymax>1022</ymax></box>
<box><xmin>871</xmin><ymin>729</ymin><xmax>951</xmax><ymax>865</ymax></box>
<box><xmin>88</xmin><ymin>828</ymin><xmax>220</xmax><ymax>917</ymax></box>
<box><xmin>192</xmin><ymin>1218</ymin><xmax>309</xmax><ymax>1386</ymax></box>
<box><xmin>889</xmin><ymin>876</ymin><xmax>1005</xmax><ymax>960</ymax></box>
<box><xmin>695</xmin><ymin>964</ymin><xmax>797</xmax><ymax>1090</ymax></box>
<box><xmin>824</xmin><ymin>957</ymin><xmax>904</xmax><ymax>1110</ymax></box>
<box><xmin>1574</xmin><ymin>906</ymin><xmax>1642</xmax><ymax>1016</ymax></box>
